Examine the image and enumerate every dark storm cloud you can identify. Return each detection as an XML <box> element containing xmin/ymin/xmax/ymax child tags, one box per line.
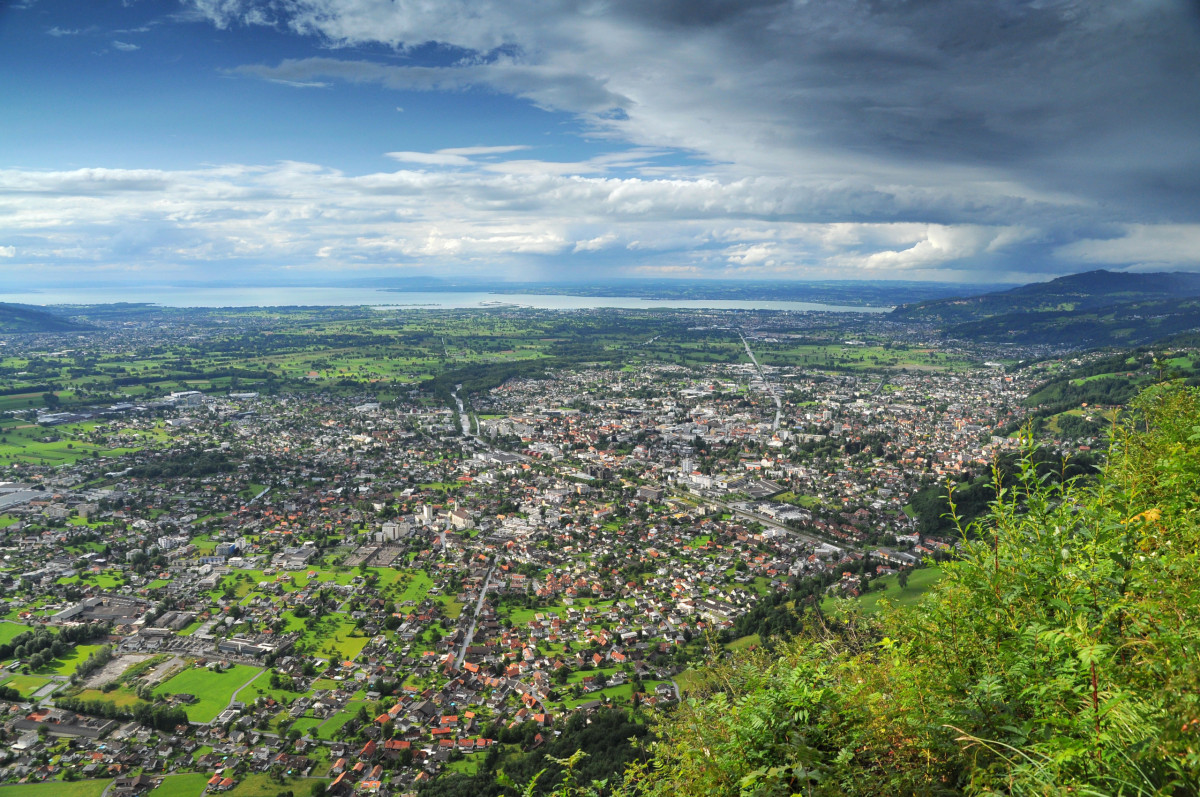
<box><xmin>201</xmin><ymin>1</ymin><xmax>1200</xmax><ymax>227</ymax></box>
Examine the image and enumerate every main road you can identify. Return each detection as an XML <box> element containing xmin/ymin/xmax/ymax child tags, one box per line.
<box><xmin>454</xmin><ymin>562</ymin><xmax>497</xmax><ymax>669</ymax></box>
<box><xmin>739</xmin><ymin>332</ymin><xmax>782</xmax><ymax>431</ymax></box>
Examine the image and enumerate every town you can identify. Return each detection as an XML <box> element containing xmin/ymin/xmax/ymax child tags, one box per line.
<box><xmin>0</xmin><ymin>306</ymin><xmax>1135</xmax><ymax>797</ymax></box>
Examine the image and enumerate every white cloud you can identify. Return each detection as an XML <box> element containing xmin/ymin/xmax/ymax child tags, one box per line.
<box><xmin>438</xmin><ymin>146</ymin><xmax>529</xmax><ymax>157</ymax></box>
<box><xmin>112</xmin><ymin>40</ymin><xmax>140</xmax><ymax>51</ymax></box>
<box><xmin>0</xmin><ymin>157</ymin><xmax>1057</xmax><ymax>286</ymax></box>
<box><xmin>265</xmin><ymin>78</ymin><xmax>329</xmax><ymax>88</ymax></box>
<box><xmin>0</xmin><ymin>246</ymin><xmax>15</xmax><ymax>257</ymax></box>
<box><xmin>1056</xmin><ymin>225</ymin><xmax>1200</xmax><ymax>268</ymax></box>
<box><xmin>385</xmin><ymin>151</ymin><xmax>473</xmax><ymax>167</ymax></box>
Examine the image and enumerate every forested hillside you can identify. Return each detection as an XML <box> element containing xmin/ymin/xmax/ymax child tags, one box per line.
<box><xmin>610</xmin><ymin>384</ymin><xmax>1200</xmax><ymax>796</ymax></box>
<box><xmin>890</xmin><ymin>271</ymin><xmax>1200</xmax><ymax>347</ymax></box>
<box><xmin>0</xmin><ymin>303</ymin><xmax>92</xmax><ymax>332</ymax></box>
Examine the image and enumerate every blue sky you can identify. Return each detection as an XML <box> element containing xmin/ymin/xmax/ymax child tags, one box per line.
<box><xmin>2</xmin><ymin>0</ymin><xmax>1199</xmax><ymax>289</ymax></box>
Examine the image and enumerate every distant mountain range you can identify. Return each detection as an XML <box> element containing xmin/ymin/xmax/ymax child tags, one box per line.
<box><xmin>892</xmin><ymin>270</ymin><xmax>1200</xmax><ymax>347</ymax></box>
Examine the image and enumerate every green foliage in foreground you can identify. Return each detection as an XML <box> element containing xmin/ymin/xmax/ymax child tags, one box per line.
<box><xmin>620</xmin><ymin>384</ymin><xmax>1200</xmax><ymax>796</ymax></box>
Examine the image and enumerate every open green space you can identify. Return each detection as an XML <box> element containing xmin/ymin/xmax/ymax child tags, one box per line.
<box><xmin>822</xmin><ymin>565</ymin><xmax>945</xmax><ymax>615</ymax></box>
<box><xmin>69</xmin><ymin>687</ymin><xmax>146</xmax><ymax>709</ymax></box>
<box><xmin>152</xmin><ymin>773</ymin><xmax>213</xmax><ymax>797</ymax></box>
<box><xmin>235</xmin><ymin>669</ymin><xmax>307</xmax><ymax>706</ymax></box>
<box><xmin>0</xmin><ymin>622</ymin><xmax>31</xmax><ymax>645</ymax></box>
<box><xmin>224</xmin><ymin>773</ymin><xmax>327</xmax><ymax>797</ymax></box>
<box><xmin>0</xmin><ymin>780</ymin><xmax>111</xmax><ymax>797</ymax></box>
<box><xmin>35</xmin><ymin>644</ymin><xmax>104</xmax><ymax>677</ymax></box>
<box><xmin>0</xmin><ymin>674</ymin><xmax>55</xmax><ymax>698</ymax></box>
<box><xmin>154</xmin><ymin>664</ymin><xmax>262</xmax><ymax>723</ymax></box>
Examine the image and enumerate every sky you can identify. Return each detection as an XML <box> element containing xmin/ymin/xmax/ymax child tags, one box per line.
<box><xmin>2</xmin><ymin>0</ymin><xmax>1199</xmax><ymax>289</ymax></box>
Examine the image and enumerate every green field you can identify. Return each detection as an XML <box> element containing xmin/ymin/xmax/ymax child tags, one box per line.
<box><xmin>315</xmin><ymin>704</ymin><xmax>366</xmax><ymax>739</ymax></box>
<box><xmin>0</xmin><ymin>419</ymin><xmax>143</xmax><ymax>466</ymax></box>
<box><xmin>224</xmin><ymin>773</ymin><xmax>328</xmax><ymax>797</ymax></box>
<box><xmin>0</xmin><ymin>674</ymin><xmax>56</xmax><ymax>698</ymax></box>
<box><xmin>823</xmin><ymin>565</ymin><xmax>945</xmax><ymax>615</ymax></box>
<box><xmin>155</xmin><ymin>664</ymin><xmax>262</xmax><ymax>723</ymax></box>
<box><xmin>152</xmin><ymin>773</ymin><xmax>213</xmax><ymax>797</ymax></box>
<box><xmin>0</xmin><ymin>622</ymin><xmax>31</xmax><ymax>645</ymax></box>
<box><xmin>724</xmin><ymin>633</ymin><xmax>761</xmax><ymax>652</ymax></box>
<box><xmin>0</xmin><ymin>780</ymin><xmax>111</xmax><ymax>797</ymax></box>
<box><xmin>69</xmin><ymin>687</ymin><xmax>146</xmax><ymax>710</ymax></box>
<box><xmin>36</xmin><ymin>644</ymin><xmax>105</xmax><ymax>677</ymax></box>
<box><xmin>234</xmin><ymin>669</ymin><xmax>308</xmax><ymax>706</ymax></box>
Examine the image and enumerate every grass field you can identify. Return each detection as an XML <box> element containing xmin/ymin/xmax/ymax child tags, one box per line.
<box><xmin>445</xmin><ymin>757</ymin><xmax>481</xmax><ymax>776</ymax></box>
<box><xmin>0</xmin><ymin>780</ymin><xmax>111</xmax><ymax>797</ymax></box>
<box><xmin>36</xmin><ymin>644</ymin><xmax>104</xmax><ymax>677</ymax></box>
<box><xmin>152</xmin><ymin>773</ymin><xmax>213</xmax><ymax>797</ymax></box>
<box><xmin>393</xmin><ymin>570</ymin><xmax>435</xmax><ymax>604</ymax></box>
<box><xmin>155</xmin><ymin>664</ymin><xmax>262</xmax><ymax>723</ymax></box>
<box><xmin>315</xmin><ymin>704</ymin><xmax>365</xmax><ymax>739</ymax></box>
<box><xmin>0</xmin><ymin>621</ymin><xmax>30</xmax><ymax>645</ymax></box>
<box><xmin>822</xmin><ymin>565</ymin><xmax>944</xmax><ymax>615</ymax></box>
<box><xmin>235</xmin><ymin>669</ymin><xmax>308</xmax><ymax>706</ymax></box>
<box><xmin>69</xmin><ymin>687</ymin><xmax>146</xmax><ymax>709</ymax></box>
<box><xmin>724</xmin><ymin>633</ymin><xmax>761</xmax><ymax>652</ymax></box>
<box><xmin>224</xmin><ymin>773</ymin><xmax>328</xmax><ymax>797</ymax></box>
<box><xmin>0</xmin><ymin>674</ymin><xmax>55</xmax><ymax>698</ymax></box>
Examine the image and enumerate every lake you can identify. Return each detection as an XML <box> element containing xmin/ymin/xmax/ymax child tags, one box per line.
<box><xmin>1</xmin><ymin>286</ymin><xmax>891</xmax><ymax>313</ymax></box>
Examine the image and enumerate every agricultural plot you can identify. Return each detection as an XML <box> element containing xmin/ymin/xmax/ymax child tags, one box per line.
<box><xmin>69</xmin><ymin>686</ymin><xmax>146</xmax><ymax>710</ymax></box>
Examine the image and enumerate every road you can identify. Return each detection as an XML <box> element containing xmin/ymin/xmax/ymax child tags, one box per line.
<box><xmin>739</xmin><ymin>332</ymin><xmax>782</xmax><ymax>431</ymax></box>
<box><xmin>454</xmin><ymin>562</ymin><xmax>497</xmax><ymax>669</ymax></box>
<box><xmin>676</xmin><ymin>488</ymin><xmax>825</xmax><ymax>547</ymax></box>
<box><xmin>451</xmin><ymin>384</ymin><xmax>480</xmax><ymax>439</ymax></box>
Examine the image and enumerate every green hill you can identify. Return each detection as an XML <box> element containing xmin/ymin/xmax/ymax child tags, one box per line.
<box><xmin>891</xmin><ymin>269</ymin><xmax>1200</xmax><ymax>326</ymax></box>
<box><xmin>0</xmin><ymin>303</ymin><xmax>93</xmax><ymax>333</ymax></box>
<box><xmin>625</xmin><ymin>383</ymin><xmax>1200</xmax><ymax>796</ymax></box>
<box><xmin>890</xmin><ymin>270</ymin><xmax>1200</xmax><ymax>346</ymax></box>
<box><xmin>944</xmin><ymin>295</ymin><xmax>1200</xmax><ymax>347</ymax></box>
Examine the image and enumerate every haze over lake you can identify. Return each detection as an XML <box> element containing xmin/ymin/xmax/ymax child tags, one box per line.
<box><xmin>1</xmin><ymin>287</ymin><xmax>891</xmax><ymax>313</ymax></box>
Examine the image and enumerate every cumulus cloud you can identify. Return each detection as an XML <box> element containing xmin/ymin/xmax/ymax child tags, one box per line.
<box><xmin>0</xmin><ymin>158</ymin><xmax>1069</xmax><ymax>286</ymax></box>
<box><xmin>0</xmin><ymin>246</ymin><xmax>15</xmax><ymax>257</ymax></box>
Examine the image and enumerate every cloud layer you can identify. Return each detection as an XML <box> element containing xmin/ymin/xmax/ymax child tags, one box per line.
<box><xmin>4</xmin><ymin>0</ymin><xmax>1199</xmax><ymax>285</ymax></box>
<box><xmin>4</xmin><ymin>153</ymin><xmax>1195</xmax><ymax>286</ymax></box>
<box><xmin>201</xmin><ymin>0</ymin><xmax>1200</xmax><ymax>220</ymax></box>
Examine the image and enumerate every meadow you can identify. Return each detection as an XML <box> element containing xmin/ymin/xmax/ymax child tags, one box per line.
<box><xmin>154</xmin><ymin>663</ymin><xmax>263</xmax><ymax>723</ymax></box>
